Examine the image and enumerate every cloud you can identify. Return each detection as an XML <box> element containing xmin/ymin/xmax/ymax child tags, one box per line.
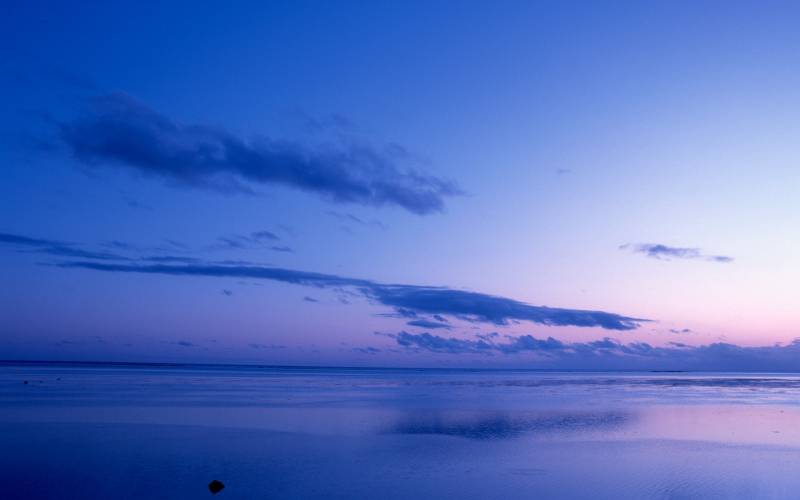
<box><xmin>121</xmin><ymin>194</ymin><xmax>152</xmax><ymax>210</ymax></box>
<box><xmin>221</xmin><ymin>289</ymin><xmax>233</xmax><ymax>296</ymax></box>
<box><xmin>216</xmin><ymin>237</ymin><xmax>249</xmax><ymax>250</ymax></box>
<box><xmin>177</xmin><ymin>340</ymin><xmax>195</xmax><ymax>347</ymax></box>
<box><xmin>391</xmin><ymin>331</ymin><xmax>496</xmax><ymax>354</ymax></box>
<box><xmin>669</xmin><ymin>328</ymin><xmax>692</xmax><ymax>334</ymax></box>
<box><xmin>270</xmin><ymin>245</ymin><xmax>293</xmax><ymax>253</ymax></box>
<box><xmin>55</xmin><ymin>335</ymin><xmax>105</xmax><ymax>347</ymax></box>
<box><xmin>303</xmin><ymin>296</ymin><xmax>319</xmax><ymax>303</ymax></box>
<box><xmin>385</xmin><ymin>331</ymin><xmax>800</xmax><ymax>371</ymax></box>
<box><xmin>249</xmin><ymin>343</ymin><xmax>287</xmax><ymax>349</ymax></box>
<box><xmin>55</xmin><ymin>260</ymin><xmax>647</xmax><ymax>330</ymax></box>
<box><xmin>0</xmin><ymin>232</ymin><xmax>128</xmax><ymax>261</ymax></box>
<box><xmin>621</xmin><ymin>243</ymin><xmax>733</xmax><ymax>263</ymax></box>
<box><xmin>352</xmin><ymin>346</ymin><xmax>382</xmax><ymax>354</ymax></box>
<box><xmin>369</xmin><ymin>286</ymin><xmax>645</xmax><ymax>329</ymax></box>
<box><xmin>141</xmin><ymin>255</ymin><xmax>200</xmax><ymax>264</ymax></box>
<box><xmin>388</xmin><ymin>331</ymin><xmax>615</xmax><ymax>355</ymax></box>
<box><xmin>251</xmin><ymin>230</ymin><xmax>279</xmax><ymax>241</ymax></box>
<box><xmin>326</xmin><ymin>211</ymin><xmax>386</xmax><ymax>230</ymax></box>
<box><xmin>2</xmin><ymin>230</ymin><xmax>293</xmax><ymax>264</ymax></box>
<box><xmin>59</xmin><ymin>93</ymin><xmax>461</xmax><ymax>215</ymax></box>
<box><xmin>215</xmin><ymin>230</ymin><xmax>283</xmax><ymax>251</ymax></box>
<box><xmin>406</xmin><ymin>319</ymin><xmax>452</xmax><ymax>329</ymax></box>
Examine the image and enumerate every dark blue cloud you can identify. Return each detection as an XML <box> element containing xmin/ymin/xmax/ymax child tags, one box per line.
<box><xmin>55</xmin><ymin>260</ymin><xmax>647</xmax><ymax>331</ymax></box>
<box><xmin>621</xmin><ymin>243</ymin><xmax>733</xmax><ymax>263</ymax></box>
<box><xmin>326</xmin><ymin>211</ymin><xmax>386</xmax><ymax>230</ymax></box>
<box><xmin>251</xmin><ymin>230</ymin><xmax>279</xmax><ymax>241</ymax></box>
<box><xmin>216</xmin><ymin>237</ymin><xmax>250</xmax><ymax>250</ymax></box>
<box><xmin>390</xmin><ymin>331</ymin><xmax>645</xmax><ymax>355</ymax></box>
<box><xmin>352</xmin><ymin>346</ymin><xmax>382</xmax><ymax>355</ymax></box>
<box><xmin>387</xmin><ymin>332</ymin><xmax>800</xmax><ymax>371</ymax></box>
<box><xmin>368</xmin><ymin>286</ymin><xmax>645</xmax><ymax>330</ymax></box>
<box><xmin>407</xmin><ymin>319</ymin><xmax>452</xmax><ymax>329</ymax></box>
<box><xmin>59</xmin><ymin>93</ymin><xmax>460</xmax><ymax>215</ymax></box>
<box><xmin>215</xmin><ymin>231</ymin><xmax>282</xmax><ymax>250</ymax></box>
<box><xmin>0</xmin><ymin>232</ymin><xmax>128</xmax><ymax>261</ymax></box>
<box><xmin>141</xmin><ymin>255</ymin><xmax>200</xmax><ymax>264</ymax></box>
<box><xmin>213</xmin><ymin>240</ymin><xmax>292</xmax><ymax>253</ymax></box>
<box><xmin>57</xmin><ymin>260</ymin><xmax>373</xmax><ymax>287</ymax></box>
<box><xmin>2</xmin><ymin>231</ymin><xmax>295</xmax><ymax>264</ymax></box>
<box><xmin>389</xmin><ymin>331</ymin><xmax>573</xmax><ymax>355</ymax></box>
<box><xmin>392</xmin><ymin>331</ymin><xmax>496</xmax><ymax>353</ymax></box>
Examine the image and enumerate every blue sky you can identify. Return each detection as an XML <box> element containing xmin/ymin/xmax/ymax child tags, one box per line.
<box><xmin>2</xmin><ymin>1</ymin><xmax>800</xmax><ymax>368</ymax></box>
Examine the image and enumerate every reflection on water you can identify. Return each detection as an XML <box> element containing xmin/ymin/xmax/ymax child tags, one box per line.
<box><xmin>388</xmin><ymin>410</ymin><xmax>631</xmax><ymax>439</ymax></box>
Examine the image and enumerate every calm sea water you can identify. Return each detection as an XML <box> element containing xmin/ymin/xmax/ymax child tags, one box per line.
<box><xmin>3</xmin><ymin>362</ymin><xmax>800</xmax><ymax>499</ymax></box>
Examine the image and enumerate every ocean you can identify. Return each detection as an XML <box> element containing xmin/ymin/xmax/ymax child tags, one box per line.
<box><xmin>2</xmin><ymin>362</ymin><xmax>800</xmax><ymax>499</ymax></box>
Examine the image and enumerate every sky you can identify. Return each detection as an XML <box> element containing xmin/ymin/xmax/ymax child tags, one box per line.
<box><xmin>2</xmin><ymin>0</ymin><xmax>800</xmax><ymax>369</ymax></box>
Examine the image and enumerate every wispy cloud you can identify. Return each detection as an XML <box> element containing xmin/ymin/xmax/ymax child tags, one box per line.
<box><xmin>59</xmin><ymin>93</ymin><xmax>461</xmax><ymax>215</ymax></box>
<box><xmin>251</xmin><ymin>230</ymin><xmax>279</xmax><ymax>241</ymax></box>
<box><xmin>620</xmin><ymin>243</ymin><xmax>733</xmax><ymax>263</ymax></box>
<box><xmin>141</xmin><ymin>255</ymin><xmax>200</xmax><ymax>264</ymax></box>
<box><xmin>270</xmin><ymin>245</ymin><xmax>294</xmax><ymax>253</ymax></box>
<box><xmin>2</xmin><ymin>230</ymin><xmax>647</xmax><ymax>332</ymax></box>
<box><xmin>352</xmin><ymin>346</ymin><xmax>382</xmax><ymax>355</ymax></box>
<box><xmin>249</xmin><ymin>343</ymin><xmax>287</xmax><ymax>349</ymax></box>
<box><xmin>407</xmin><ymin>319</ymin><xmax>452</xmax><ymax>330</ymax></box>
<box><xmin>55</xmin><ymin>260</ymin><xmax>647</xmax><ymax>331</ymax></box>
<box><xmin>215</xmin><ymin>230</ymin><xmax>283</xmax><ymax>250</ymax></box>
<box><xmin>0</xmin><ymin>232</ymin><xmax>128</xmax><ymax>261</ymax></box>
<box><xmin>326</xmin><ymin>211</ymin><xmax>386</xmax><ymax>230</ymax></box>
<box><xmin>1</xmin><ymin>230</ymin><xmax>300</xmax><ymax>271</ymax></box>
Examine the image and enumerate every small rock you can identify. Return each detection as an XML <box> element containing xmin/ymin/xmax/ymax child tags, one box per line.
<box><xmin>208</xmin><ymin>480</ymin><xmax>224</xmax><ymax>495</ymax></box>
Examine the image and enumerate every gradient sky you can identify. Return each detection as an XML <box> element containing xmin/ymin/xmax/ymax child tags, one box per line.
<box><xmin>2</xmin><ymin>1</ymin><xmax>800</xmax><ymax>368</ymax></box>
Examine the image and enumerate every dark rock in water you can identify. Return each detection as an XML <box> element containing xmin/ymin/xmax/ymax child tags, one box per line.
<box><xmin>23</xmin><ymin>381</ymin><xmax>28</xmax><ymax>385</ymax></box>
<box><xmin>208</xmin><ymin>480</ymin><xmax>224</xmax><ymax>495</ymax></box>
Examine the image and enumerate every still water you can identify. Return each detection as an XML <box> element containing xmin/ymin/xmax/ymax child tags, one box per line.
<box><xmin>2</xmin><ymin>362</ymin><xmax>800</xmax><ymax>499</ymax></box>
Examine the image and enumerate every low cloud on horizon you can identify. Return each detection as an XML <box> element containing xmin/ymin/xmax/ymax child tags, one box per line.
<box><xmin>383</xmin><ymin>331</ymin><xmax>800</xmax><ymax>371</ymax></box>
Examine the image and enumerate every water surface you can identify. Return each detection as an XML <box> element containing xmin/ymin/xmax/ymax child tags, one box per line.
<box><xmin>2</xmin><ymin>363</ymin><xmax>800</xmax><ymax>499</ymax></box>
